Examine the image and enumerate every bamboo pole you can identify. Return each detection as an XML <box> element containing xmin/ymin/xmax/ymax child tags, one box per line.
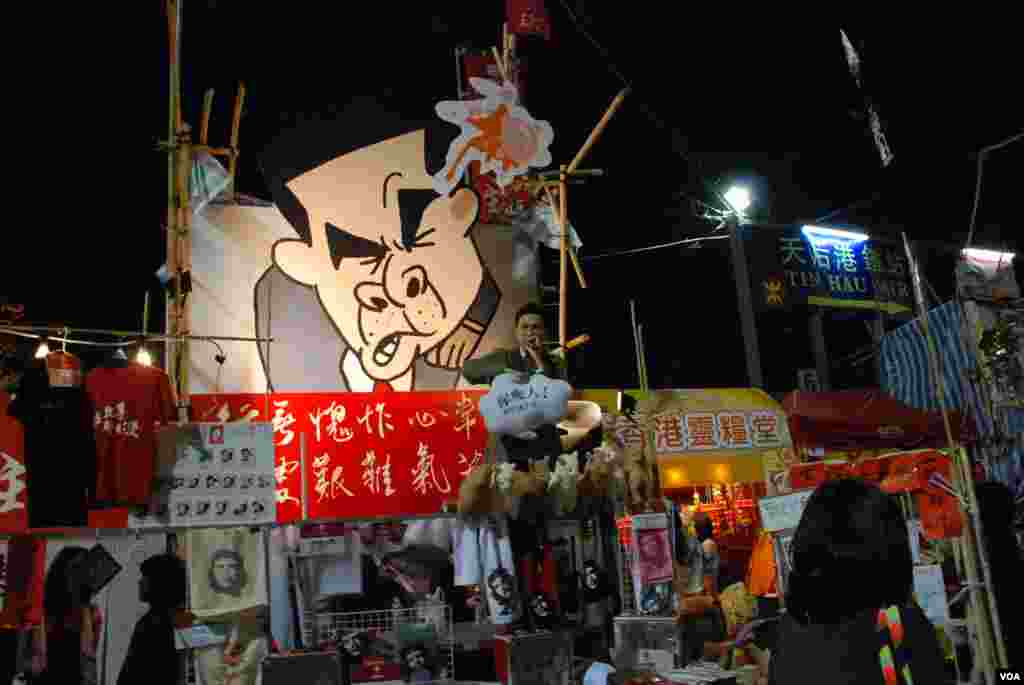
<box><xmin>559</xmin><ymin>165</ymin><xmax>569</xmax><ymax>350</ymax></box>
<box><xmin>199</xmin><ymin>88</ymin><xmax>214</xmax><ymax>145</ymax></box>
<box><xmin>165</xmin><ymin>0</ymin><xmax>182</xmax><ymax>402</ymax></box>
<box><xmin>227</xmin><ymin>82</ymin><xmax>246</xmax><ymax>199</ymax></box>
<box><xmin>490</xmin><ymin>46</ymin><xmax>509</xmax><ymax>83</ymax></box>
<box><xmin>901</xmin><ymin>234</ymin><xmax>1007</xmax><ymax>679</ymax></box>
<box><xmin>543</xmin><ymin>186</ymin><xmax>586</xmax><ymax>288</ymax></box>
<box><xmin>502</xmin><ymin>22</ymin><xmax>510</xmax><ymax>72</ymax></box>
<box><xmin>176</xmin><ymin>121</ymin><xmax>193</xmax><ymax>411</ymax></box>
<box><xmin>567</xmin><ymin>89</ymin><xmax>629</xmax><ymax>174</ymax></box>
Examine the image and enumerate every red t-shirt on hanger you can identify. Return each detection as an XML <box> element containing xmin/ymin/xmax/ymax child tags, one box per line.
<box><xmin>85</xmin><ymin>363</ymin><xmax>176</xmax><ymax>507</ymax></box>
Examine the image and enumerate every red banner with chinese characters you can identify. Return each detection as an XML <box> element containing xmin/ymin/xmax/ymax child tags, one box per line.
<box><xmin>191</xmin><ymin>391</ymin><xmax>488</xmax><ymax>523</ymax></box>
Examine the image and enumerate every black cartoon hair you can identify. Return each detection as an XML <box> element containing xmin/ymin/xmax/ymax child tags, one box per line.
<box><xmin>786</xmin><ymin>478</ymin><xmax>912</xmax><ymax>625</ymax></box>
<box><xmin>260</xmin><ymin>94</ymin><xmax>457</xmax><ymax>248</ymax></box>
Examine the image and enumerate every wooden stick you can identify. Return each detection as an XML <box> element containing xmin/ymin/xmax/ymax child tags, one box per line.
<box><xmin>191</xmin><ymin>145</ymin><xmax>237</xmax><ymax>158</ymax></box>
<box><xmin>227</xmin><ymin>82</ymin><xmax>246</xmax><ymax>198</ymax></box>
<box><xmin>567</xmin><ymin>88</ymin><xmax>629</xmax><ymax>174</ymax></box>
<box><xmin>165</xmin><ymin>0</ymin><xmax>182</xmax><ymax>394</ymax></box>
<box><xmin>569</xmin><ymin>245</ymin><xmax>588</xmax><ymax>289</ymax></box>
<box><xmin>490</xmin><ymin>46</ymin><xmax>509</xmax><ymax>83</ymax></box>
<box><xmin>502</xmin><ymin>23</ymin><xmax>510</xmax><ymax>72</ymax></box>
<box><xmin>544</xmin><ymin>186</ymin><xmax>587</xmax><ymax>288</ymax></box>
<box><xmin>199</xmin><ymin>88</ymin><xmax>214</xmax><ymax>145</ymax></box>
<box><xmin>559</xmin><ymin>166</ymin><xmax>568</xmax><ymax>350</ymax></box>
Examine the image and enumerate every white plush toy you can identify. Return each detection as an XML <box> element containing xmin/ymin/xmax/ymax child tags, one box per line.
<box><xmin>478</xmin><ymin>371</ymin><xmax>572</xmax><ymax>437</ymax></box>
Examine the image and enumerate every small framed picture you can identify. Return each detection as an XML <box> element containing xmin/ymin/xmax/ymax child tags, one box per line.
<box><xmin>774</xmin><ymin>529</ymin><xmax>795</xmax><ymax>596</ymax></box>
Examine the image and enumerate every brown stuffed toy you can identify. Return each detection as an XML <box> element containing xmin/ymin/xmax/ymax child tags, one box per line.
<box><xmin>457</xmin><ymin>463</ymin><xmax>546</xmax><ymax>515</ymax></box>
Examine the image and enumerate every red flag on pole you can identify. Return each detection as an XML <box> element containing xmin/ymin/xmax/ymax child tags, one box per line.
<box><xmin>506</xmin><ymin>0</ymin><xmax>552</xmax><ymax>40</ymax></box>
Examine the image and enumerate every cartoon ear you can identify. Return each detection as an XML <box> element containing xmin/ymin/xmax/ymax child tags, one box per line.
<box><xmin>273</xmin><ymin>238</ymin><xmax>325</xmax><ymax>286</ymax></box>
<box><xmin>449</xmin><ymin>187</ymin><xmax>479</xmax><ymax>229</ymax></box>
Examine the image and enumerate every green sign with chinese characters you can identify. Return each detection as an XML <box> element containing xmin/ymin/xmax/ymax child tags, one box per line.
<box><xmin>744</xmin><ymin>225</ymin><xmax>914</xmax><ymax>314</ymax></box>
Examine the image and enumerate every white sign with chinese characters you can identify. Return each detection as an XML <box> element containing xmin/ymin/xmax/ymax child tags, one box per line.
<box><xmin>757</xmin><ymin>488</ymin><xmax>815</xmax><ymax>533</ymax></box>
<box><xmin>131</xmin><ymin>422</ymin><xmax>276</xmax><ymax>528</ymax></box>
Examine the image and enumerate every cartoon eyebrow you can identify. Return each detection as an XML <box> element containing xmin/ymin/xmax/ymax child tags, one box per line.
<box><xmin>325</xmin><ymin>222</ymin><xmax>389</xmax><ymax>269</ymax></box>
<box><xmin>397</xmin><ymin>189</ymin><xmax>441</xmax><ymax>251</ymax></box>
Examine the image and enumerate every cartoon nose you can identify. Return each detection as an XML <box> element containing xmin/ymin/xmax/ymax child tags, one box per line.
<box><xmin>355</xmin><ymin>282</ymin><xmax>390</xmax><ymax>312</ymax></box>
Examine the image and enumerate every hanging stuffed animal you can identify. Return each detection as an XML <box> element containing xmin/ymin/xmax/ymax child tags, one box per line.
<box><xmin>457</xmin><ymin>463</ymin><xmax>546</xmax><ymax>515</ymax></box>
<box><xmin>547</xmin><ymin>451</ymin><xmax>580</xmax><ymax>516</ymax></box>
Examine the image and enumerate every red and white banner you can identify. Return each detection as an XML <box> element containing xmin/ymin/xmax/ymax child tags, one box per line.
<box><xmin>191</xmin><ymin>391</ymin><xmax>489</xmax><ymax>523</ymax></box>
<box><xmin>0</xmin><ymin>392</ymin><xmax>27</xmax><ymax>534</ymax></box>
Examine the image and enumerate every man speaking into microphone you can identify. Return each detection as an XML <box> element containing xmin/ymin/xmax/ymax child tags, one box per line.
<box><xmin>462</xmin><ymin>302</ymin><xmax>567</xmax><ymax>469</ymax></box>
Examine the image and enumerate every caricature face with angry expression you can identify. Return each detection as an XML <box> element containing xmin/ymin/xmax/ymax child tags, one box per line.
<box><xmin>273</xmin><ymin>129</ymin><xmax>484</xmax><ymax>390</ymax></box>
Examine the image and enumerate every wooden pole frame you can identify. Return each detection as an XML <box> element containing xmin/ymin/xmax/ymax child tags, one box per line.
<box><xmin>552</xmin><ymin>88</ymin><xmax>630</xmax><ymax>349</ymax></box>
<box><xmin>163</xmin><ymin>0</ymin><xmax>245</xmax><ymax>417</ymax></box>
<box><xmin>901</xmin><ymin>234</ymin><xmax>1008</xmax><ymax>680</ymax></box>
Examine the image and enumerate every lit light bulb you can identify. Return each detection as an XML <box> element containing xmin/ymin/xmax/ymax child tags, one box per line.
<box><xmin>136</xmin><ymin>347</ymin><xmax>153</xmax><ymax>366</ymax></box>
<box><xmin>724</xmin><ymin>186</ymin><xmax>751</xmax><ymax>214</ymax></box>
<box><xmin>34</xmin><ymin>341</ymin><xmax>50</xmax><ymax>359</ymax></box>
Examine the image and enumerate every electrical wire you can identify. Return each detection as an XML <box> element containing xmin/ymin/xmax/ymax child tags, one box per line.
<box><xmin>582</xmin><ymin>234</ymin><xmax>728</xmax><ymax>261</ymax></box>
<box><xmin>0</xmin><ymin>328</ymin><xmax>137</xmax><ymax>347</ymax></box>
<box><xmin>554</xmin><ymin>0</ymin><xmax>631</xmax><ymax>89</ymax></box>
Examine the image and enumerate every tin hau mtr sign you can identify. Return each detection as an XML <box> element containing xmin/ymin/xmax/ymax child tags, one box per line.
<box><xmin>746</xmin><ymin>225</ymin><xmax>914</xmax><ymax>315</ymax></box>
<box><xmin>191</xmin><ymin>391</ymin><xmax>489</xmax><ymax>522</ymax></box>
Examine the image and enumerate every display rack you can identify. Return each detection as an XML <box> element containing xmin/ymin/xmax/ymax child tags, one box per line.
<box><xmin>305</xmin><ymin>603</ymin><xmax>455</xmax><ymax>683</ymax></box>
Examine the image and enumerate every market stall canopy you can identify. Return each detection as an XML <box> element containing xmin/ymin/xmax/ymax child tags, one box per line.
<box><xmin>782</xmin><ymin>390</ymin><xmax>975</xmax><ymax>451</ymax></box>
<box><xmin>581</xmin><ymin>388</ymin><xmax>792</xmax><ymax>487</ymax></box>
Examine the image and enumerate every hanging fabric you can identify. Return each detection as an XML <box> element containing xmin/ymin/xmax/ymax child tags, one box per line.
<box><xmin>8</xmin><ymin>360</ymin><xmax>94</xmax><ymax>528</ymax></box>
<box><xmin>85</xmin><ymin>361</ymin><xmax>176</xmax><ymax>507</ymax></box>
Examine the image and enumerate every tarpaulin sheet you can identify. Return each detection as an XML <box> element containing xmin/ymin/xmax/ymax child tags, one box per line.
<box><xmin>782</xmin><ymin>390</ymin><xmax>974</xmax><ymax>451</ymax></box>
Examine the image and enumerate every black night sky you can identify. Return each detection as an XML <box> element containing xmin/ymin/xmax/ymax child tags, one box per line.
<box><xmin>9</xmin><ymin>5</ymin><xmax>1021</xmax><ymax>392</ymax></box>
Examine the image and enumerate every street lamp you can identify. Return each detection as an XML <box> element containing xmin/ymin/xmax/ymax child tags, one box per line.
<box><xmin>724</xmin><ymin>186</ymin><xmax>751</xmax><ymax>216</ymax></box>
<box><xmin>723</xmin><ymin>186</ymin><xmax>762</xmax><ymax>388</ymax></box>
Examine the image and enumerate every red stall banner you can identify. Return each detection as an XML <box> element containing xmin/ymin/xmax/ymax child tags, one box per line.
<box><xmin>0</xmin><ymin>391</ymin><xmax>28</xmax><ymax>534</ymax></box>
<box><xmin>191</xmin><ymin>391</ymin><xmax>489</xmax><ymax>523</ymax></box>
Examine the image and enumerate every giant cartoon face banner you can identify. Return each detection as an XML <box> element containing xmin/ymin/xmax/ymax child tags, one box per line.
<box><xmin>188</xmin><ymin>94</ymin><xmax>538</xmax><ymax>394</ymax></box>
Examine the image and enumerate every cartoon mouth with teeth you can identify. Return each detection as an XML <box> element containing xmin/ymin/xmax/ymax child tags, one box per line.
<box><xmin>354</xmin><ymin>257</ymin><xmax>444</xmax><ymax>378</ymax></box>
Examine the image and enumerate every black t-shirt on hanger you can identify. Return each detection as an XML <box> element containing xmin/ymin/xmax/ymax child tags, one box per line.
<box><xmin>8</xmin><ymin>360</ymin><xmax>96</xmax><ymax>528</ymax></box>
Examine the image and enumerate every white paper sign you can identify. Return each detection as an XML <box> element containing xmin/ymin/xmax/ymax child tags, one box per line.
<box><xmin>638</xmin><ymin>648</ymin><xmax>675</xmax><ymax>673</ymax></box>
<box><xmin>758</xmin><ymin>489</ymin><xmax>815</xmax><ymax>533</ymax></box>
<box><xmin>908</xmin><ymin>520</ymin><xmax>921</xmax><ymax>564</ymax></box>
<box><xmin>913</xmin><ymin>564</ymin><xmax>949</xmax><ymax>626</ymax></box>
<box><xmin>131</xmin><ymin>422</ymin><xmax>277</xmax><ymax>528</ymax></box>
<box><xmin>295</xmin><ymin>535</ymin><xmax>352</xmax><ymax>558</ymax></box>
<box><xmin>174</xmin><ymin>623</ymin><xmax>230</xmax><ymax>650</ymax></box>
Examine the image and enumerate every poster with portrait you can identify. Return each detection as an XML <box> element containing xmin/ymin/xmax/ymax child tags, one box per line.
<box><xmin>184</xmin><ymin>527</ymin><xmax>268</xmax><ymax>620</ymax></box>
<box><xmin>632</xmin><ymin>513</ymin><xmax>673</xmax><ymax>584</ymax></box>
<box><xmin>135</xmin><ymin>422</ymin><xmax>276</xmax><ymax>528</ymax></box>
<box><xmin>630</xmin><ymin>513</ymin><xmax>674</xmax><ymax>616</ymax></box>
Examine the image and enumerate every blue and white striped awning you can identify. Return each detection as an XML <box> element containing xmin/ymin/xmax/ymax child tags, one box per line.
<box><xmin>881</xmin><ymin>301</ymin><xmax>1022</xmax><ymax>492</ymax></box>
